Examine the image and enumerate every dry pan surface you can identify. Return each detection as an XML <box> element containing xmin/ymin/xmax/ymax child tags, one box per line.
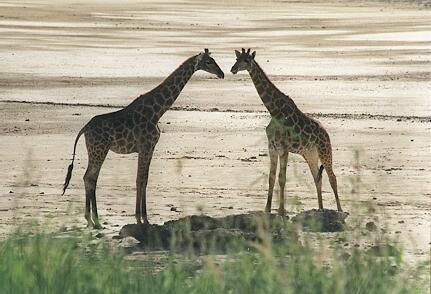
<box><xmin>0</xmin><ymin>0</ymin><xmax>430</xmax><ymax>265</ymax></box>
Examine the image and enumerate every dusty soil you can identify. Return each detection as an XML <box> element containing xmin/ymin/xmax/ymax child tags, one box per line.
<box><xmin>0</xmin><ymin>0</ymin><xmax>430</xmax><ymax>264</ymax></box>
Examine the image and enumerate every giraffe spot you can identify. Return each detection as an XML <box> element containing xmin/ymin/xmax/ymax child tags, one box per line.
<box><xmin>155</xmin><ymin>94</ymin><xmax>164</xmax><ymax>105</ymax></box>
<box><xmin>142</xmin><ymin>107</ymin><xmax>153</xmax><ymax>118</ymax></box>
<box><xmin>256</xmin><ymin>85</ymin><xmax>265</xmax><ymax>93</ymax></box>
<box><xmin>170</xmin><ymin>85</ymin><xmax>179</xmax><ymax>93</ymax></box>
<box><xmin>285</xmin><ymin>115</ymin><xmax>294</xmax><ymax>125</ymax></box>
<box><xmin>297</xmin><ymin>116</ymin><xmax>306</xmax><ymax>128</ymax></box>
<box><xmin>153</xmin><ymin>103</ymin><xmax>161</xmax><ymax>113</ymax></box>
<box><xmin>162</xmin><ymin>87</ymin><xmax>171</xmax><ymax>97</ymax></box>
<box><xmin>132</xmin><ymin>112</ymin><xmax>142</xmax><ymax>124</ymax></box>
<box><xmin>275</xmin><ymin>99</ymin><xmax>283</xmax><ymax>108</ymax></box>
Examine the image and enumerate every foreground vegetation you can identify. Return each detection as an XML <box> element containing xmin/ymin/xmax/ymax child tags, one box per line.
<box><xmin>0</xmin><ymin>214</ymin><xmax>428</xmax><ymax>294</ymax></box>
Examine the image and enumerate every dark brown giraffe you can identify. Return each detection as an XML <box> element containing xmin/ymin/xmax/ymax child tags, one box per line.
<box><xmin>231</xmin><ymin>48</ymin><xmax>342</xmax><ymax>215</ymax></box>
<box><xmin>63</xmin><ymin>49</ymin><xmax>224</xmax><ymax>228</ymax></box>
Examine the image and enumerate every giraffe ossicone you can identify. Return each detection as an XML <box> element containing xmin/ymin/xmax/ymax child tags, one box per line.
<box><xmin>62</xmin><ymin>49</ymin><xmax>224</xmax><ymax>228</ymax></box>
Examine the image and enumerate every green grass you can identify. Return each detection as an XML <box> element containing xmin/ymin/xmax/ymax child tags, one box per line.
<box><xmin>0</xmin><ymin>219</ymin><xmax>428</xmax><ymax>294</ymax></box>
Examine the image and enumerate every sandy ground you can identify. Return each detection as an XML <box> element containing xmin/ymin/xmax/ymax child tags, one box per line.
<box><xmin>0</xmin><ymin>0</ymin><xmax>430</xmax><ymax>264</ymax></box>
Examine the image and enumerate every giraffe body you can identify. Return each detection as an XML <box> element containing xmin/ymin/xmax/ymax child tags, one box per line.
<box><xmin>231</xmin><ymin>48</ymin><xmax>342</xmax><ymax>214</ymax></box>
<box><xmin>63</xmin><ymin>49</ymin><xmax>224</xmax><ymax>228</ymax></box>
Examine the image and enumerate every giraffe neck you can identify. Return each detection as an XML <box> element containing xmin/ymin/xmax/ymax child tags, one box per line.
<box><xmin>132</xmin><ymin>54</ymin><xmax>201</xmax><ymax>122</ymax></box>
<box><xmin>248</xmin><ymin>60</ymin><xmax>298</xmax><ymax>120</ymax></box>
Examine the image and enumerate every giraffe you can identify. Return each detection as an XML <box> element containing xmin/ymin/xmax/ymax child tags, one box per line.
<box><xmin>231</xmin><ymin>48</ymin><xmax>342</xmax><ymax>215</ymax></box>
<box><xmin>62</xmin><ymin>49</ymin><xmax>224</xmax><ymax>228</ymax></box>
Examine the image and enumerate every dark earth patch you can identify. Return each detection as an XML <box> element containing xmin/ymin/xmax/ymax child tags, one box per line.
<box><xmin>118</xmin><ymin>210</ymin><xmax>348</xmax><ymax>252</ymax></box>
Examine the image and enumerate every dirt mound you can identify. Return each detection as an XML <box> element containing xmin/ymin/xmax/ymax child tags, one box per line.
<box><xmin>118</xmin><ymin>210</ymin><xmax>349</xmax><ymax>252</ymax></box>
<box><xmin>118</xmin><ymin>212</ymin><xmax>296</xmax><ymax>252</ymax></box>
<box><xmin>291</xmin><ymin>209</ymin><xmax>349</xmax><ymax>232</ymax></box>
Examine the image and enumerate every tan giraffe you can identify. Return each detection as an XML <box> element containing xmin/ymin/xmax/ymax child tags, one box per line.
<box><xmin>62</xmin><ymin>49</ymin><xmax>224</xmax><ymax>228</ymax></box>
<box><xmin>231</xmin><ymin>48</ymin><xmax>342</xmax><ymax>215</ymax></box>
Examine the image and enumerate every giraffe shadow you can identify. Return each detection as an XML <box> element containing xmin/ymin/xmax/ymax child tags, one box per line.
<box><xmin>117</xmin><ymin>210</ymin><xmax>348</xmax><ymax>254</ymax></box>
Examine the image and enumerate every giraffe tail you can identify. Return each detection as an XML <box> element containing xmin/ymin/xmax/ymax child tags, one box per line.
<box><xmin>62</xmin><ymin>125</ymin><xmax>87</xmax><ymax>195</ymax></box>
<box><xmin>316</xmin><ymin>165</ymin><xmax>325</xmax><ymax>183</ymax></box>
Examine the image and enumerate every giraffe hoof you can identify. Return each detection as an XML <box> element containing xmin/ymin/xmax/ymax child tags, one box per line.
<box><xmin>265</xmin><ymin>207</ymin><xmax>271</xmax><ymax>213</ymax></box>
<box><xmin>278</xmin><ymin>208</ymin><xmax>287</xmax><ymax>217</ymax></box>
<box><xmin>93</xmin><ymin>223</ymin><xmax>103</xmax><ymax>230</ymax></box>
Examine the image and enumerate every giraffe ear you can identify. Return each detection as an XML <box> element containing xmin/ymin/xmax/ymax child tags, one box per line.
<box><xmin>251</xmin><ymin>51</ymin><xmax>256</xmax><ymax>59</ymax></box>
<box><xmin>235</xmin><ymin>50</ymin><xmax>241</xmax><ymax>58</ymax></box>
<box><xmin>204</xmin><ymin>48</ymin><xmax>210</xmax><ymax>55</ymax></box>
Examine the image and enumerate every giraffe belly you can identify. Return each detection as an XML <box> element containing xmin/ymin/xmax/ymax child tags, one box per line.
<box><xmin>110</xmin><ymin>141</ymin><xmax>138</xmax><ymax>154</ymax></box>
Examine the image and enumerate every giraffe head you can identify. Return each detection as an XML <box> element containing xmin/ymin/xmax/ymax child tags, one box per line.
<box><xmin>195</xmin><ymin>48</ymin><xmax>224</xmax><ymax>79</ymax></box>
<box><xmin>230</xmin><ymin>48</ymin><xmax>256</xmax><ymax>74</ymax></box>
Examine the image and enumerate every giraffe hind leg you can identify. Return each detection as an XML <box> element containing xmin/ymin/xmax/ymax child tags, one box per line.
<box><xmin>319</xmin><ymin>151</ymin><xmax>342</xmax><ymax>212</ymax></box>
<box><xmin>303</xmin><ymin>150</ymin><xmax>323</xmax><ymax>210</ymax></box>
<box><xmin>136</xmin><ymin>146</ymin><xmax>155</xmax><ymax>224</ymax></box>
<box><xmin>83</xmin><ymin>143</ymin><xmax>109</xmax><ymax>229</ymax></box>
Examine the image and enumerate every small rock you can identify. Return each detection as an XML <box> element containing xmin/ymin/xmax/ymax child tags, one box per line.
<box><xmin>95</xmin><ymin>233</ymin><xmax>104</xmax><ymax>238</ymax></box>
<box><xmin>170</xmin><ymin>207</ymin><xmax>177</xmax><ymax>212</ymax></box>
<box><xmin>366</xmin><ymin>221</ymin><xmax>377</xmax><ymax>231</ymax></box>
<box><xmin>341</xmin><ymin>252</ymin><xmax>350</xmax><ymax>260</ymax></box>
<box><xmin>228</xmin><ymin>206</ymin><xmax>233</xmax><ymax>209</ymax></box>
<box><xmin>39</xmin><ymin>192</ymin><xmax>44</xmax><ymax>195</ymax></box>
<box><xmin>25</xmin><ymin>118</ymin><xmax>30</xmax><ymax>121</ymax></box>
<box><xmin>9</xmin><ymin>191</ymin><xmax>13</xmax><ymax>194</ymax></box>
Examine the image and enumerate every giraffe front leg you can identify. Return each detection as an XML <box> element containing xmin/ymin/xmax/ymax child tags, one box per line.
<box><xmin>265</xmin><ymin>146</ymin><xmax>278</xmax><ymax>213</ymax></box>
<box><xmin>136</xmin><ymin>148</ymin><xmax>154</xmax><ymax>224</ymax></box>
<box><xmin>135</xmin><ymin>178</ymin><xmax>142</xmax><ymax>224</ymax></box>
<box><xmin>278</xmin><ymin>151</ymin><xmax>289</xmax><ymax>216</ymax></box>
